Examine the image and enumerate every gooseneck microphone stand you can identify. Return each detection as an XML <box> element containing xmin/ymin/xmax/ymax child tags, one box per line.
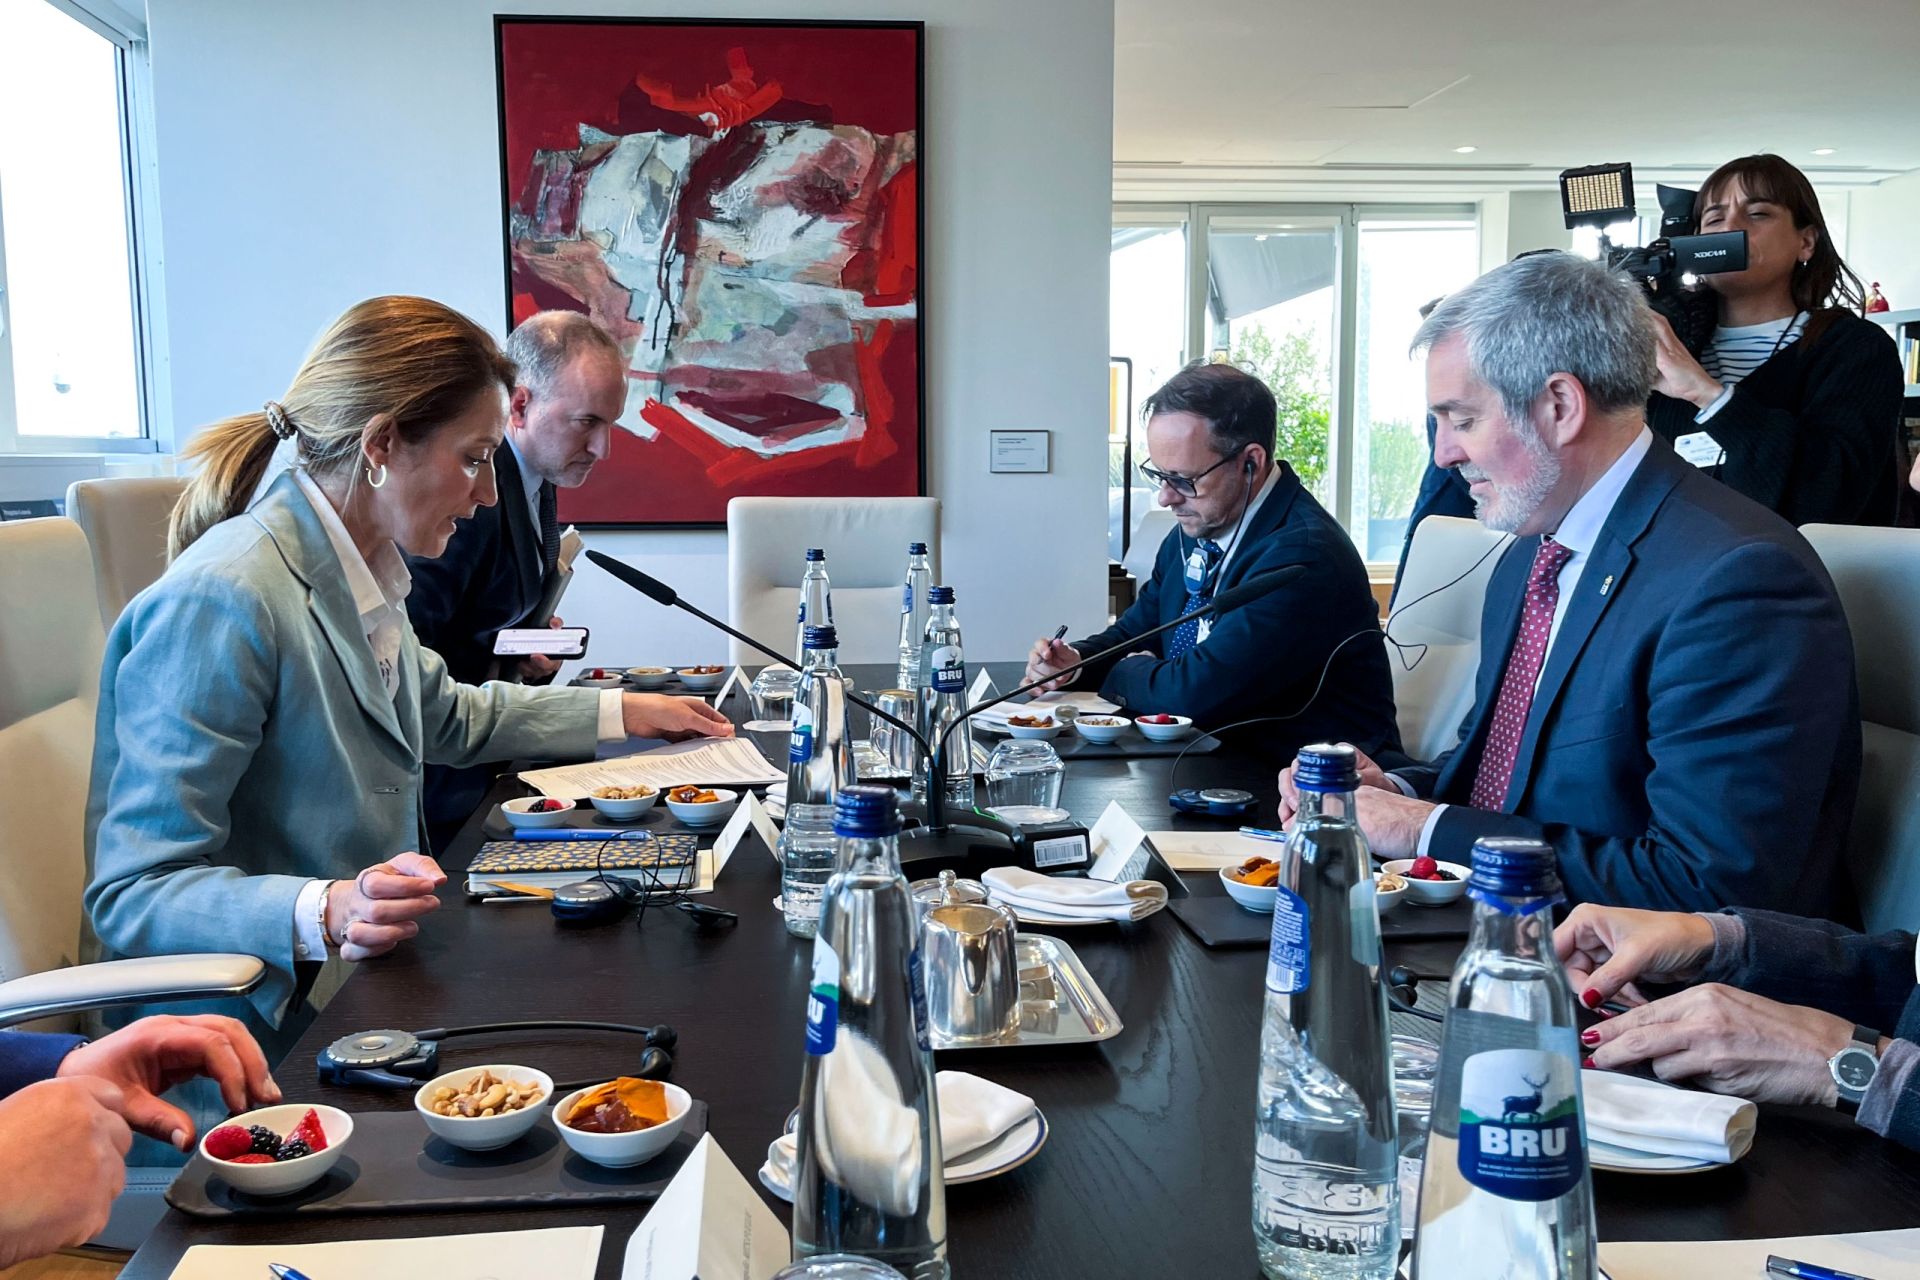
<box><xmin>585</xmin><ymin>551</ymin><xmax>1304</xmax><ymax>866</ymax></box>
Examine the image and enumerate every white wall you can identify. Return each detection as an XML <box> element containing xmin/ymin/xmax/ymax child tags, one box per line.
<box><xmin>1846</xmin><ymin>169</ymin><xmax>1920</xmax><ymax>311</ymax></box>
<box><xmin>142</xmin><ymin>0</ymin><xmax>1113</xmax><ymax>664</ymax></box>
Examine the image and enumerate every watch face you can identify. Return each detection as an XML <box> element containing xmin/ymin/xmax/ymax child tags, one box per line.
<box><xmin>1835</xmin><ymin>1046</ymin><xmax>1877</xmax><ymax>1090</ymax></box>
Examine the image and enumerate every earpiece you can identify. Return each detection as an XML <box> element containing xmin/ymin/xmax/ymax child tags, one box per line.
<box><xmin>634</xmin><ymin>1044</ymin><xmax>674</xmax><ymax>1078</ymax></box>
<box><xmin>1244</xmin><ymin>457</ymin><xmax>1257</xmax><ymax>476</ymax></box>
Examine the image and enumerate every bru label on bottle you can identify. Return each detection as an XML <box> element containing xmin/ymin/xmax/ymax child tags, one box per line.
<box><xmin>805</xmin><ymin>937</ymin><xmax>842</xmax><ymax>1056</ymax></box>
<box><xmin>1456</xmin><ymin>1048</ymin><xmax>1585</xmax><ymax>1200</ymax></box>
<box><xmin>788</xmin><ymin>704</ymin><xmax>814</xmax><ymax>765</ymax></box>
<box><xmin>908</xmin><ymin>948</ymin><xmax>931</xmax><ymax>1051</ymax></box>
<box><xmin>1265</xmin><ymin>885</ymin><xmax>1309</xmax><ymax>993</ymax></box>
<box><xmin>930</xmin><ymin>645</ymin><xmax>965</xmax><ymax>694</ymax></box>
<box><xmin>901</xmin><ymin>582</ymin><xmax>913</xmax><ymax>614</ymax></box>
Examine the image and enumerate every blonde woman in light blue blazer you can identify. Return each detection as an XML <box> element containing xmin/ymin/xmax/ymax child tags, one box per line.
<box><xmin>85</xmin><ymin>297</ymin><xmax>731</xmax><ymax>1038</ymax></box>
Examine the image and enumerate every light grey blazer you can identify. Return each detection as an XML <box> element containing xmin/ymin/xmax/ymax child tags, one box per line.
<box><xmin>84</xmin><ymin>472</ymin><xmax>601</xmax><ymax>1023</ymax></box>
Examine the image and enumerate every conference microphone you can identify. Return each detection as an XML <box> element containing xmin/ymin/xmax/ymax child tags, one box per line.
<box><xmin>584</xmin><ymin>550</ymin><xmax>930</xmax><ymax>757</ymax></box>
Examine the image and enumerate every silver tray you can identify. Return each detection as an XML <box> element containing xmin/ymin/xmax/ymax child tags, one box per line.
<box><xmin>930</xmin><ymin>933</ymin><xmax>1123</xmax><ymax>1050</ymax></box>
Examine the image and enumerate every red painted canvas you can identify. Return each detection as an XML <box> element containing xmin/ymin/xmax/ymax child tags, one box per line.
<box><xmin>495</xmin><ymin>18</ymin><xmax>924</xmax><ymax>526</ymax></box>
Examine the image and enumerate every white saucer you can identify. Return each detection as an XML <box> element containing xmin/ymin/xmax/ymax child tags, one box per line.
<box><xmin>758</xmin><ymin>1108</ymin><xmax>1049</xmax><ymax>1202</ymax></box>
<box><xmin>1588</xmin><ymin>1138</ymin><xmax>1718</xmax><ymax>1175</ymax></box>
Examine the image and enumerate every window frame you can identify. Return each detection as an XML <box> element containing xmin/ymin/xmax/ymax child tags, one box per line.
<box><xmin>1114</xmin><ymin>200</ymin><xmax>1477</xmax><ymax>563</ymax></box>
<box><xmin>0</xmin><ymin>0</ymin><xmax>164</xmax><ymax>457</ymax></box>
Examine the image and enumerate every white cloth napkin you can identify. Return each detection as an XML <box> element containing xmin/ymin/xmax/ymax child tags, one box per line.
<box><xmin>982</xmin><ymin>866</ymin><xmax>1168</xmax><ymax>922</ymax></box>
<box><xmin>1581</xmin><ymin>1069</ymin><xmax>1758</xmax><ymax>1164</ymax></box>
<box><xmin>761</xmin><ymin>1070</ymin><xmax>1038</xmax><ymax>1198</ymax></box>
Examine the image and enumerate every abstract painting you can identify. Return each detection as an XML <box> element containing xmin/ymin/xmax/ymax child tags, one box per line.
<box><xmin>495</xmin><ymin>18</ymin><xmax>924</xmax><ymax>526</ymax></box>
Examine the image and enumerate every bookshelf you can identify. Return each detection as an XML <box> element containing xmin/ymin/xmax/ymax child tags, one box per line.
<box><xmin>1871</xmin><ymin>306</ymin><xmax>1920</xmax><ymax>398</ymax></box>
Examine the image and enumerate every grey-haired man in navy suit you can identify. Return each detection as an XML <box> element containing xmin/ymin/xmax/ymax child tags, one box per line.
<box><xmin>1283</xmin><ymin>251</ymin><xmax>1860</xmax><ymax>918</ymax></box>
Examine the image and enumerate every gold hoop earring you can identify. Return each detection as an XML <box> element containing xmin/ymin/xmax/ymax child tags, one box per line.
<box><xmin>366</xmin><ymin>463</ymin><xmax>388</xmax><ymax>490</ymax></box>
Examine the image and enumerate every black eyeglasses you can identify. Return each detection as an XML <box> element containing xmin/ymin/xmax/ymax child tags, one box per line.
<box><xmin>1138</xmin><ymin>449</ymin><xmax>1246</xmax><ymax>498</ymax></box>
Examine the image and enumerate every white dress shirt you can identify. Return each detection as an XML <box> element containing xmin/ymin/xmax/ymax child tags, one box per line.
<box><xmin>1397</xmin><ymin>428</ymin><xmax>1654</xmax><ymax>856</ymax></box>
<box><xmin>288</xmin><ymin>469</ymin><xmax>624</xmax><ymax>959</ymax></box>
<box><xmin>1195</xmin><ymin>463</ymin><xmax>1282</xmax><ymax>645</ymax></box>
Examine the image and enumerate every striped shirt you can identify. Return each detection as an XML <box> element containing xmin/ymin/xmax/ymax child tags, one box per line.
<box><xmin>1702</xmin><ymin>312</ymin><xmax>1807</xmax><ymax>386</ymax></box>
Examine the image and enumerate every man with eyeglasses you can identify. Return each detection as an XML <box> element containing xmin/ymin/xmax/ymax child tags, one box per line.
<box><xmin>1024</xmin><ymin>363</ymin><xmax>1398</xmax><ymax>759</ymax></box>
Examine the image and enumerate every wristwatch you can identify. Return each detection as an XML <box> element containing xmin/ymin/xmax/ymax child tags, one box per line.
<box><xmin>1829</xmin><ymin>1024</ymin><xmax>1883</xmax><ymax>1111</ymax></box>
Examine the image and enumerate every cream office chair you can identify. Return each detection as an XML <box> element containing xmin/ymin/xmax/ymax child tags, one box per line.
<box><xmin>726</xmin><ymin>497</ymin><xmax>940</xmax><ymax>665</ymax></box>
<box><xmin>1384</xmin><ymin>515</ymin><xmax>1511</xmax><ymax>762</ymax></box>
<box><xmin>0</xmin><ymin>518</ymin><xmax>264</xmax><ymax>1248</ymax></box>
<box><xmin>1802</xmin><ymin>524</ymin><xmax>1920</xmax><ymax>934</ymax></box>
<box><xmin>1122</xmin><ymin>505</ymin><xmax>1176</xmax><ymax>589</ymax></box>
<box><xmin>65</xmin><ymin>475</ymin><xmax>189</xmax><ymax>628</ymax></box>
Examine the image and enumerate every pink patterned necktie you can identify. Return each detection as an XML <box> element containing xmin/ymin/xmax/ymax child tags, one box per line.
<box><xmin>1468</xmin><ymin>537</ymin><xmax>1574</xmax><ymax>812</ymax></box>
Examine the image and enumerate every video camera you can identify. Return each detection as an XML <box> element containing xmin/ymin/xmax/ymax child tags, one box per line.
<box><xmin>1559</xmin><ymin>163</ymin><xmax>1748</xmax><ymax>355</ymax></box>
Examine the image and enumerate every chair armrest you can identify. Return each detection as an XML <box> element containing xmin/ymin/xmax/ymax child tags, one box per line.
<box><xmin>0</xmin><ymin>955</ymin><xmax>267</xmax><ymax>1030</ymax></box>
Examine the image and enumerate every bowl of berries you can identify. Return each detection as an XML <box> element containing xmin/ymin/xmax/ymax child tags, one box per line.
<box><xmin>1381</xmin><ymin>855</ymin><xmax>1468</xmax><ymax>906</ymax></box>
<box><xmin>1133</xmin><ymin>713</ymin><xmax>1194</xmax><ymax>743</ymax></box>
<box><xmin>199</xmin><ymin>1105</ymin><xmax>351</xmax><ymax>1197</ymax></box>
<box><xmin>502</xmin><ymin>796</ymin><xmax>577</xmax><ymax>829</ymax></box>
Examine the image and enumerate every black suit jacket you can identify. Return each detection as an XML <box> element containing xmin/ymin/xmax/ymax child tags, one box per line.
<box><xmin>406</xmin><ymin>444</ymin><xmax>551</xmax><ymax>838</ymax></box>
<box><xmin>1386</xmin><ymin>437</ymin><xmax>1860</xmax><ymax>917</ymax></box>
<box><xmin>1075</xmin><ymin>462</ymin><xmax>1400</xmax><ymax>761</ymax></box>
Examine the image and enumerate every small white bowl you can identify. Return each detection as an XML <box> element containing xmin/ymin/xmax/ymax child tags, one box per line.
<box><xmin>625</xmin><ymin>666</ymin><xmax>673</xmax><ymax>690</ymax></box>
<box><xmin>200</xmin><ymin>1103</ymin><xmax>352</xmax><ymax>1197</ymax></box>
<box><xmin>676</xmin><ymin>667</ymin><xmax>729</xmax><ymax>692</ymax></box>
<box><xmin>502</xmin><ymin>796</ymin><xmax>576</xmax><ymax>829</ymax></box>
<box><xmin>414</xmin><ymin>1065</ymin><xmax>554</xmax><ymax>1152</ymax></box>
<box><xmin>577</xmin><ymin>668</ymin><xmax>625</xmax><ymax>689</ymax></box>
<box><xmin>1373</xmin><ymin>874</ymin><xmax>1409</xmax><ymax>915</ymax></box>
<box><xmin>1134</xmin><ymin>714</ymin><xmax>1195</xmax><ymax>743</ymax></box>
<box><xmin>1219</xmin><ymin>866</ymin><xmax>1279</xmax><ymax>913</ymax></box>
<box><xmin>589</xmin><ymin>788</ymin><xmax>659</xmax><ymax>821</ymax></box>
<box><xmin>1005</xmin><ymin>719</ymin><xmax>1063</xmax><ymax>741</ymax></box>
<box><xmin>552</xmin><ymin>1081</ymin><xmax>692</xmax><ymax>1168</ymax></box>
<box><xmin>1073</xmin><ymin>715</ymin><xmax>1132</xmax><ymax>745</ymax></box>
<box><xmin>1381</xmin><ymin>859</ymin><xmax>1470</xmax><ymax>906</ymax></box>
<box><xmin>666</xmin><ymin>787</ymin><xmax>738</xmax><ymax>827</ymax></box>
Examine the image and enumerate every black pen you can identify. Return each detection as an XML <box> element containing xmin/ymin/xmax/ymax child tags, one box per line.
<box><xmin>1051</xmin><ymin>624</ymin><xmax>1069</xmax><ymax>643</ymax></box>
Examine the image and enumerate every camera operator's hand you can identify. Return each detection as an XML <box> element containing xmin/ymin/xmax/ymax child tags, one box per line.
<box><xmin>1649</xmin><ymin>311</ymin><xmax>1725</xmax><ymax>411</ymax></box>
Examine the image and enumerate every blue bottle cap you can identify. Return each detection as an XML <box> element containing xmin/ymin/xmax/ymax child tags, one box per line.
<box><xmin>805</xmin><ymin>548</ymin><xmax>826</xmax><ymax>561</ymax></box>
<box><xmin>1293</xmin><ymin>742</ymin><xmax>1359</xmax><ymax>793</ymax></box>
<box><xmin>928</xmin><ymin>585</ymin><xmax>955</xmax><ymax>605</ymax></box>
<box><xmin>908</xmin><ymin>542</ymin><xmax>928</xmax><ymax>555</ymax></box>
<box><xmin>1467</xmin><ymin>837</ymin><xmax>1564</xmax><ymax>911</ymax></box>
<box><xmin>802</xmin><ymin>624</ymin><xmax>839</xmax><ymax>650</ymax></box>
<box><xmin>834</xmin><ymin>785</ymin><xmax>901</xmax><ymax>838</ymax></box>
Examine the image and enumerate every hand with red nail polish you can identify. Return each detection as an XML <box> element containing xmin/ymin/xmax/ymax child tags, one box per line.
<box><xmin>1580</xmin><ymin>1029</ymin><xmax>1601</xmax><ymax>1046</ymax></box>
<box><xmin>1552</xmin><ymin>904</ymin><xmax>1717</xmax><ymax>1009</ymax></box>
<box><xmin>1581</xmin><ymin>984</ymin><xmax>1854</xmax><ymax>1106</ymax></box>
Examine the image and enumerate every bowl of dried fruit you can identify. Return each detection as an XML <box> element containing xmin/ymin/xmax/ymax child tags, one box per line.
<box><xmin>589</xmin><ymin>784</ymin><xmax>659</xmax><ymax>821</ymax></box>
<box><xmin>1221</xmin><ymin>854</ymin><xmax>1281</xmax><ymax>912</ymax></box>
<box><xmin>414</xmin><ymin>1065</ymin><xmax>553</xmax><ymax>1151</ymax></box>
<box><xmin>1381</xmin><ymin>856</ymin><xmax>1468</xmax><ymax>906</ymax></box>
<box><xmin>1005</xmin><ymin>713</ymin><xmax>1063</xmax><ymax>741</ymax></box>
<box><xmin>675</xmin><ymin>665</ymin><xmax>729</xmax><ymax>692</ymax></box>
<box><xmin>553</xmin><ymin>1076</ymin><xmax>692</xmax><ymax>1168</ymax></box>
<box><xmin>199</xmin><ymin>1104</ymin><xmax>351</xmax><ymax>1197</ymax></box>
<box><xmin>665</xmin><ymin>785</ymin><xmax>737</xmax><ymax>827</ymax></box>
<box><xmin>502</xmin><ymin>796</ymin><xmax>576</xmax><ymax>829</ymax></box>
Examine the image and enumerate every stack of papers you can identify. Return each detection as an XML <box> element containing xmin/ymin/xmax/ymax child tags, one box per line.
<box><xmin>1146</xmin><ymin>829</ymin><xmax>1279</xmax><ymax>870</ymax></box>
<box><xmin>1600</xmin><ymin>1227</ymin><xmax>1920</xmax><ymax>1279</ymax></box>
<box><xmin>968</xmin><ymin>691</ymin><xmax>1119</xmax><ymax>731</ymax></box>
<box><xmin>169</xmin><ymin>1226</ymin><xmax>601</xmax><ymax>1279</ymax></box>
<box><xmin>520</xmin><ymin>738</ymin><xmax>783</xmax><ymax>799</ymax></box>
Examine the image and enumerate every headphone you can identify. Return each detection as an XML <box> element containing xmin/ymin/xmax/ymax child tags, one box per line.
<box><xmin>317</xmin><ymin>1021</ymin><xmax>677</xmax><ymax>1090</ymax></box>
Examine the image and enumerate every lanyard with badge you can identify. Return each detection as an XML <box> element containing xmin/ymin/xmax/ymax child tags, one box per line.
<box><xmin>1673</xmin><ymin>311</ymin><xmax>1803</xmax><ymax>470</ymax></box>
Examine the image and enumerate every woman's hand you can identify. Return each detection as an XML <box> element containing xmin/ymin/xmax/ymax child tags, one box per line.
<box><xmin>1553</xmin><ymin>903</ymin><xmax>1716</xmax><ymax>1008</ymax></box>
<box><xmin>325</xmin><ymin>853</ymin><xmax>447</xmax><ymax>961</ymax></box>
<box><xmin>1649</xmin><ymin>311</ymin><xmax>1725</xmax><ymax>410</ymax></box>
<box><xmin>1583</xmin><ymin>984</ymin><xmax>1854</xmax><ymax>1106</ymax></box>
<box><xmin>621</xmin><ymin>693</ymin><xmax>735</xmax><ymax>741</ymax></box>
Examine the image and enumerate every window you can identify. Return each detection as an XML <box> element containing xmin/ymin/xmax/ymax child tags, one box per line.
<box><xmin>1109</xmin><ymin>212</ymin><xmax>1186</xmax><ymax>559</ymax></box>
<box><xmin>1112</xmin><ymin>203</ymin><xmax>1481</xmax><ymax>564</ymax></box>
<box><xmin>0</xmin><ymin>0</ymin><xmax>154</xmax><ymax>453</ymax></box>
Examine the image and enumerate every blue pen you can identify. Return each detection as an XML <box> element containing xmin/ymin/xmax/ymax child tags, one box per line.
<box><xmin>268</xmin><ymin>1265</ymin><xmax>316</xmax><ymax>1280</ymax></box>
<box><xmin>1237</xmin><ymin>825</ymin><xmax>1288</xmax><ymax>842</ymax></box>
<box><xmin>506</xmin><ymin>827</ymin><xmax>651</xmax><ymax>841</ymax></box>
<box><xmin>1767</xmin><ymin>1256</ymin><xmax>1880</xmax><ymax>1280</ymax></box>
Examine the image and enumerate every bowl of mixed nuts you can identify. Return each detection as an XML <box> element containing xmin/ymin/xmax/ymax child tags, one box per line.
<box><xmin>413</xmin><ymin>1065</ymin><xmax>553</xmax><ymax>1151</ymax></box>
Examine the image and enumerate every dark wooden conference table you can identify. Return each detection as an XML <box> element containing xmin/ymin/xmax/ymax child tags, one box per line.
<box><xmin>125</xmin><ymin>664</ymin><xmax>1920</xmax><ymax>1278</ymax></box>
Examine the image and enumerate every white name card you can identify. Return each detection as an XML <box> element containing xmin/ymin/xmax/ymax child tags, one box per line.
<box><xmin>620</xmin><ymin>1134</ymin><xmax>789</xmax><ymax>1280</ymax></box>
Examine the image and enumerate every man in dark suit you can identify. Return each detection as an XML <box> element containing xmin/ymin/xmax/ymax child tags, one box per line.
<box><xmin>1024</xmin><ymin>363</ymin><xmax>1398</xmax><ymax>760</ymax></box>
<box><xmin>1284</xmin><ymin>251</ymin><xmax>1860</xmax><ymax>918</ymax></box>
<box><xmin>0</xmin><ymin>1016</ymin><xmax>277</xmax><ymax>1265</ymax></box>
<box><xmin>408</xmin><ymin>310</ymin><xmax>626</xmax><ymax>847</ymax></box>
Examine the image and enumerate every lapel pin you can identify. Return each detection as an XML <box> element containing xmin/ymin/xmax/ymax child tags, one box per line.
<box><xmin>1598</xmin><ymin>574</ymin><xmax>1614</xmax><ymax>596</ymax></box>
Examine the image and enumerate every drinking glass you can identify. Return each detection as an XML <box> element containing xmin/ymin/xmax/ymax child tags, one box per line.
<box><xmin>983</xmin><ymin>740</ymin><xmax>1064</xmax><ymax>809</ymax></box>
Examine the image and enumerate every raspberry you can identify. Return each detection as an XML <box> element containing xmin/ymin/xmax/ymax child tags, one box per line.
<box><xmin>274</xmin><ymin>1138</ymin><xmax>313</xmax><ymax>1162</ymax></box>
<box><xmin>289</xmin><ymin>1108</ymin><xmax>329</xmax><ymax>1154</ymax></box>
<box><xmin>247</xmin><ymin>1124</ymin><xmax>281</xmax><ymax>1154</ymax></box>
<box><xmin>228</xmin><ymin>1153</ymin><xmax>276</xmax><ymax>1164</ymax></box>
<box><xmin>204</xmin><ymin>1126</ymin><xmax>253</xmax><ymax>1161</ymax></box>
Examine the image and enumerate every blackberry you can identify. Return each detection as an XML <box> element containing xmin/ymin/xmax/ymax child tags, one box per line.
<box><xmin>247</xmin><ymin>1125</ymin><xmax>280</xmax><ymax>1155</ymax></box>
<box><xmin>274</xmin><ymin>1138</ymin><xmax>312</xmax><ymax>1162</ymax></box>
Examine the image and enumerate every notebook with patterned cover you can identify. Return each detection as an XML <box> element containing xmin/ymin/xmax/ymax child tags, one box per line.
<box><xmin>467</xmin><ymin>834</ymin><xmax>699</xmax><ymax>890</ymax></box>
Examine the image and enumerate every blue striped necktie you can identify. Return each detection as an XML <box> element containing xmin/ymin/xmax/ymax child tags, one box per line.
<box><xmin>1166</xmin><ymin>539</ymin><xmax>1223</xmax><ymax>659</ymax></box>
